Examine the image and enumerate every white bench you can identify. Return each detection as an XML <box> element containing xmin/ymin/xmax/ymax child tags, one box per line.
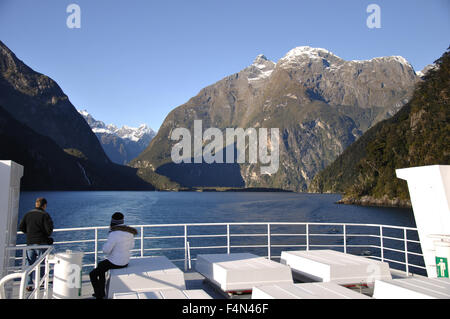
<box><xmin>252</xmin><ymin>282</ymin><xmax>371</xmax><ymax>299</ymax></box>
<box><xmin>107</xmin><ymin>256</ymin><xmax>186</xmax><ymax>298</ymax></box>
<box><xmin>280</xmin><ymin>249</ymin><xmax>391</xmax><ymax>285</ymax></box>
<box><xmin>113</xmin><ymin>288</ymin><xmax>212</xmax><ymax>299</ymax></box>
<box><xmin>195</xmin><ymin>253</ymin><xmax>293</xmax><ymax>293</ymax></box>
<box><xmin>373</xmin><ymin>277</ymin><xmax>450</xmax><ymax>299</ymax></box>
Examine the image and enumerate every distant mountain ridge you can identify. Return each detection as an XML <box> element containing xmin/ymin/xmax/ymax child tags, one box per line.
<box><xmin>309</xmin><ymin>48</ymin><xmax>450</xmax><ymax>207</ymax></box>
<box><xmin>131</xmin><ymin>45</ymin><xmax>421</xmax><ymax>191</ymax></box>
<box><xmin>78</xmin><ymin>110</ymin><xmax>156</xmax><ymax>165</ymax></box>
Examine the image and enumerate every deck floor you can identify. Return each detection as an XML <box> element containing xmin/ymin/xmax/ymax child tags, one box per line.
<box><xmin>5</xmin><ymin>267</ymin><xmax>413</xmax><ymax>299</ymax></box>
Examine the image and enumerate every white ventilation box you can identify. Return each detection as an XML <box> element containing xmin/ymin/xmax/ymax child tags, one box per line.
<box><xmin>194</xmin><ymin>253</ymin><xmax>293</xmax><ymax>293</ymax></box>
<box><xmin>252</xmin><ymin>282</ymin><xmax>371</xmax><ymax>299</ymax></box>
<box><xmin>108</xmin><ymin>256</ymin><xmax>186</xmax><ymax>297</ymax></box>
<box><xmin>280</xmin><ymin>249</ymin><xmax>392</xmax><ymax>285</ymax></box>
<box><xmin>113</xmin><ymin>288</ymin><xmax>212</xmax><ymax>299</ymax></box>
<box><xmin>373</xmin><ymin>276</ymin><xmax>450</xmax><ymax>299</ymax></box>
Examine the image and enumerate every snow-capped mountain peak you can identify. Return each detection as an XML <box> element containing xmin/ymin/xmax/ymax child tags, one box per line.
<box><xmin>78</xmin><ymin>109</ymin><xmax>156</xmax><ymax>142</ymax></box>
<box><xmin>77</xmin><ymin>109</ymin><xmax>156</xmax><ymax>165</ymax></box>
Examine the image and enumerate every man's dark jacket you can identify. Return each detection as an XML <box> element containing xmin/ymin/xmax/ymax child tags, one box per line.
<box><xmin>19</xmin><ymin>209</ymin><xmax>54</xmax><ymax>245</ymax></box>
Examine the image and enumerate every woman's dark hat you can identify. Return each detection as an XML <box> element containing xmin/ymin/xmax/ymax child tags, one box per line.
<box><xmin>110</xmin><ymin>212</ymin><xmax>124</xmax><ymax>226</ymax></box>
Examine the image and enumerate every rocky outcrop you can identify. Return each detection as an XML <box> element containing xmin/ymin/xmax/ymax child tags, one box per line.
<box><xmin>337</xmin><ymin>195</ymin><xmax>411</xmax><ymax>208</ymax></box>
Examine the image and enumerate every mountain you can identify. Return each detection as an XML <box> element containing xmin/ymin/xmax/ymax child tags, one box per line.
<box><xmin>78</xmin><ymin>110</ymin><xmax>156</xmax><ymax>165</ymax></box>
<box><xmin>131</xmin><ymin>46</ymin><xmax>420</xmax><ymax>191</ymax></box>
<box><xmin>0</xmin><ymin>41</ymin><xmax>109</xmax><ymax>164</ymax></box>
<box><xmin>0</xmin><ymin>104</ymin><xmax>154</xmax><ymax>190</ymax></box>
<box><xmin>309</xmin><ymin>48</ymin><xmax>450</xmax><ymax>207</ymax></box>
<box><xmin>0</xmin><ymin>40</ymin><xmax>154</xmax><ymax>190</ymax></box>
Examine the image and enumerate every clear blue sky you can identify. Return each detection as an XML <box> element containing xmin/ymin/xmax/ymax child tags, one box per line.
<box><xmin>0</xmin><ymin>0</ymin><xmax>449</xmax><ymax>131</ymax></box>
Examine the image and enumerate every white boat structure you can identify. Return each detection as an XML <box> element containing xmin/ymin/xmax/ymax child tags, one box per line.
<box><xmin>0</xmin><ymin>161</ymin><xmax>449</xmax><ymax>299</ymax></box>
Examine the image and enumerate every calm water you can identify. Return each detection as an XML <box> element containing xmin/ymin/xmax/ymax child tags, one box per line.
<box><xmin>17</xmin><ymin>191</ymin><xmax>422</xmax><ymax>273</ymax></box>
<box><xmin>18</xmin><ymin>191</ymin><xmax>415</xmax><ymax>228</ymax></box>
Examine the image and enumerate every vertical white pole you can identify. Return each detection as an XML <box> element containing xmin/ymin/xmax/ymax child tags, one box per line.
<box><xmin>267</xmin><ymin>224</ymin><xmax>271</xmax><ymax>260</ymax></box>
<box><xmin>184</xmin><ymin>225</ymin><xmax>187</xmax><ymax>271</ymax></box>
<box><xmin>380</xmin><ymin>226</ymin><xmax>384</xmax><ymax>262</ymax></box>
<box><xmin>94</xmin><ymin>228</ymin><xmax>98</xmax><ymax>268</ymax></box>
<box><xmin>140</xmin><ymin>226</ymin><xmax>144</xmax><ymax>258</ymax></box>
<box><xmin>306</xmin><ymin>224</ymin><xmax>310</xmax><ymax>251</ymax></box>
<box><xmin>343</xmin><ymin>225</ymin><xmax>347</xmax><ymax>254</ymax></box>
<box><xmin>227</xmin><ymin>224</ymin><xmax>230</xmax><ymax>254</ymax></box>
<box><xmin>404</xmin><ymin>228</ymin><xmax>409</xmax><ymax>276</ymax></box>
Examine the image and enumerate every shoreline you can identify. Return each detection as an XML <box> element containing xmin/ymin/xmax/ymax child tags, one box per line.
<box><xmin>336</xmin><ymin>195</ymin><xmax>412</xmax><ymax>209</ymax></box>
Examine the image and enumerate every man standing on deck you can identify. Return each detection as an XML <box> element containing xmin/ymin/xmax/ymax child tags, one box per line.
<box><xmin>18</xmin><ymin>197</ymin><xmax>54</xmax><ymax>291</ymax></box>
<box><xmin>89</xmin><ymin>212</ymin><xmax>137</xmax><ymax>299</ymax></box>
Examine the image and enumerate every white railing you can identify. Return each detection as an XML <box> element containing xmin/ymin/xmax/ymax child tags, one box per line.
<box><xmin>15</xmin><ymin>222</ymin><xmax>425</xmax><ymax>277</ymax></box>
<box><xmin>0</xmin><ymin>246</ymin><xmax>53</xmax><ymax>299</ymax></box>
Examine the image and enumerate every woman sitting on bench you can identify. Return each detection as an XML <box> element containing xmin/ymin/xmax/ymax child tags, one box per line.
<box><xmin>89</xmin><ymin>212</ymin><xmax>137</xmax><ymax>299</ymax></box>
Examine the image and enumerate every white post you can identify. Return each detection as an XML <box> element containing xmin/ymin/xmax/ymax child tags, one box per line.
<box><xmin>396</xmin><ymin>165</ymin><xmax>450</xmax><ymax>278</ymax></box>
<box><xmin>94</xmin><ymin>228</ymin><xmax>98</xmax><ymax>268</ymax></box>
<box><xmin>343</xmin><ymin>225</ymin><xmax>347</xmax><ymax>254</ymax></box>
<box><xmin>380</xmin><ymin>226</ymin><xmax>384</xmax><ymax>262</ymax></box>
<box><xmin>0</xmin><ymin>161</ymin><xmax>23</xmax><ymax>298</ymax></box>
<box><xmin>267</xmin><ymin>224</ymin><xmax>271</xmax><ymax>260</ymax></box>
<box><xmin>226</xmin><ymin>224</ymin><xmax>230</xmax><ymax>254</ymax></box>
<box><xmin>404</xmin><ymin>228</ymin><xmax>409</xmax><ymax>276</ymax></box>
<box><xmin>140</xmin><ymin>226</ymin><xmax>144</xmax><ymax>257</ymax></box>
<box><xmin>184</xmin><ymin>225</ymin><xmax>188</xmax><ymax>271</ymax></box>
<box><xmin>306</xmin><ymin>224</ymin><xmax>310</xmax><ymax>251</ymax></box>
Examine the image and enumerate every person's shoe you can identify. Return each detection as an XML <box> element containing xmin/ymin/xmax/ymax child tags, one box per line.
<box><xmin>26</xmin><ymin>286</ymin><xmax>33</xmax><ymax>292</ymax></box>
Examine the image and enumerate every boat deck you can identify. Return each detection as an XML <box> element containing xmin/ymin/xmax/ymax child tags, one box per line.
<box><xmin>9</xmin><ymin>267</ymin><xmax>414</xmax><ymax>299</ymax></box>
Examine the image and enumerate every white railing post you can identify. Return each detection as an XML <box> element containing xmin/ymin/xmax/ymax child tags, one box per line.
<box><xmin>380</xmin><ymin>226</ymin><xmax>384</xmax><ymax>262</ymax></box>
<box><xmin>19</xmin><ymin>272</ymin><xmax>26</xmax><ymax>299</ymax></box>
<box><xmin>267</xmin><ymin>224</ymin><xmax>271</xmax><ymax>260</ymax></box>
<box><xmin>343</xmin><ymin>224</ymin><xmax>347</xmax><ymax>254</ymax></box>
<box><xmin>227</xmin><ymin>224</ymin><xmax>230</xmax><ymax>254</ymax></box>
<box><xmin>94</xmin><ymin>228</ymin><xmax>98</xmax><ymax>268</ymax></box>
<box><xmin>404</xmin><ymin>228</ymin><xmax>409</xmax><ymax>276</ymax></box>
<box><xmin>21</xmin><ymin>247</ymin><xmax>27</xmax><ymax>270</ymax></box>
<box><xmin>140</xmin><ymin>226</ymin><xmax>144</xmax><ymax>258</ymax></box>
<box><xmin>43</xmin><ymin>255</ymin><xmax>50</xmax><ymax>299</ymax></box>
<box><xmin>306</xmin><ymin>224</ymin><xmax>310</xmax><ymax>251</ymax></box>
<box><xmin>187</xmin><ymin>241</ymin><xmax>191</xmax><ymax>270</ymax></box>
<box><xmin>34</xmin><ymin>261</ymin><xmax>40</xmax><ymax>299</ymax></box>
<box><xmin>184</xmin><ymin>225</ymin><xmax>188</xmax><ymax>271</ymax></box>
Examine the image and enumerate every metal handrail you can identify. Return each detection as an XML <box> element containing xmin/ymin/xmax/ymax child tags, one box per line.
<box><xmin>15</xmin><ymin>222</ymin><xmax>424</xmax><ymax>276</ymax></box>
<box><xmin>0</xmin><ymin>246</ymin><xmax>53</xmax><ymax>299</ymax></box>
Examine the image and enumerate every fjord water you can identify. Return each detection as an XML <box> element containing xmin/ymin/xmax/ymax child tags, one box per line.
<box><xmin>18</xmin><ymin>191</ymin><xmax>415</xmax><ymax>228</ymax></box>
<box><xmin>17</xmin><ymin>191</ymin><xmax>421</xmax><ymax>273</ymax></box>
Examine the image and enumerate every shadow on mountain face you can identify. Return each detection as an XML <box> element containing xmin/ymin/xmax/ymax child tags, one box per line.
<box><xmin>155</xmin><ymin>143</ymin><xmax>245</xmax><ymax>188</ymax></box>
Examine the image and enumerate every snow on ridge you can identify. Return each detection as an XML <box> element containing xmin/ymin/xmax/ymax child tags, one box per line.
<box><xmin>78</xmin><ymin>109</ymin><xmax>155</xmax><ymax>142</ymax></box>
<box><xmin>351</xmin><ymin>55</ymin><xmax>412</xmax><ymax>67</ymax></box>
<box><xmin>280</xmin><ymin>46</ymin><xmax>342</xmax><ymax>63</ymax></box>
<box><xmin>277</xmin><ymin>46</ymin><xmax>413</xmax><ymax>71</ymax></box>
